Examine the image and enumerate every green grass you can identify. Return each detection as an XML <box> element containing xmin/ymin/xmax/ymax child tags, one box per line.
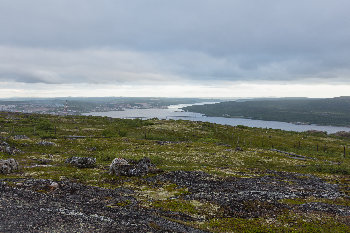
<box><xmin>0</xmin><ymin>111</ymin><xmax>350</xmax><ymax>232</ymax></box>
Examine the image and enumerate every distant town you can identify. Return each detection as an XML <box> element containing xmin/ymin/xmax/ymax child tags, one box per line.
<box><xmin>0</xmin><ymin>97</ymin><xmax>216</xmax><ymax>116</ymax></box>
<box><xmin>0</xmin><ymin>101</ymin><xmax>161</xmax><ymax>115</ymax></box>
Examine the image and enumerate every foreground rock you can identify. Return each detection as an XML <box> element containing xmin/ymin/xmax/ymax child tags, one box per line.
<box><xmin>65</xmin><ymin>157</ymin><xmax>96</xmax><ymax>168</ymax></box>
<box><xmin>109</xmin><ymin>157</ymin><xmax>158</xmax><ymax>176</ymax></box>
<box><xmin>147</xmin><ymin>170</ymin><xmax>350</xmax><ymax>218</ymax></box>
<box><xmin>0</xmin><ymin>170</ymin><xmax>349</xmax><ymax>232</ymax></box>
<box><xmin>0</xmin><ymin>178</ymin><xmax>204</xmax><ymax>233</ymax></box>
<box><xmin>0</xmin><ymin>159</ymin><xmax>19</xmax><ymax>174</ymax></box>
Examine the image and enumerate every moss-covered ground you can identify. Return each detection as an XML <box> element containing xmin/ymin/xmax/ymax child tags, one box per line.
<box><xmin>1</xmin><ymin>112</ymin><xmax>350</xmax><ymax>232</ymax></box>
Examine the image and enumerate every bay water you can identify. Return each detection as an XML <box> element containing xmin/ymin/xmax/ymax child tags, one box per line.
<box><xmin>83</xmin><ymin>102</ymin><xmax>350</xmax><ymax>134</ymax></box>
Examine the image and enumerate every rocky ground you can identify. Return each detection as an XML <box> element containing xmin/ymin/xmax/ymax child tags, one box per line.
<box><xmin>1</xmin><ymin>170</ymin><xmax>349</xmax><ymax>232</ymax></box>
<box><xmin>0</xmin><ymin>178</ymin><xmax>204</xmax><ymax>232</ymax></box>
<box><xmin>148</xmin><ymin>171</ymin><xmax>350</xmax><ymax>218</ymax></box>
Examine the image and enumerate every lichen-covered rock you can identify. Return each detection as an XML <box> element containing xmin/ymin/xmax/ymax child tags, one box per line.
<box><xmin>0</xmin><ymin>178</ymin><xmax>203</xmax><ymax>232</ymax></box>
<box><xmin>0</xmin><ymin>141</ymin><xmax>9</xmax><ymax>147</ymax></box>
<box><xmin>110</xmin><ymin>158</ymin><xmax>129</xmax><ymax>167</ymax></box>
<box><xmin>0</xmin><ymin>141</ymin><xmax>22</xmax><ymax>155</ymax></box>
<box><xmin>37</xmin><ymin>140</ymin><xmax>57</xmax><ymax>146</ymax></box>
<box><xmin>65</xmin><ymin>157</ymin><xmax>96</xmax><ymax>168</ymax></box>
<box><xmin>0</xmin><ymin>158</ymin><xmax>19</xmax><ymax>174</ymax></box>
<box><xmin>109</xmin><ymin>157</ymin><xmax>156</xmax><ymax>176</ymax></box>
<box><xmin>13</xmin><ymin>135</ymin><xmax>29</xmax><ymax>140</ymax></box>
<box><xmin>109</xmin><ymin>158</ymin><xmax>131</xmax><ymax>175</ymax></box>
<box><xmin>49</xmin><ymin>182</ymin><xmax>59</xmax><ymax>189</ymax></box>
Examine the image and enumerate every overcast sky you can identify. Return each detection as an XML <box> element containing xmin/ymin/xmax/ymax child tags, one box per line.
<box><xmin>1</xmin><ymin>0</ymin><xmax>350</xmax><ymax>98</ymax></box>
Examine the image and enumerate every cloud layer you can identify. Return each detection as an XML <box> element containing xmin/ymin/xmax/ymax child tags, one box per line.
<box><xmin>0</xmin><ymin>0</ymin><xmax>350</xmax><ymax>94</ymax></box>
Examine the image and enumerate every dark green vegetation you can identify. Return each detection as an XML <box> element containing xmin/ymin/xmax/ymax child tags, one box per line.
<box><xmin>1</xmin><ymin>112</ymin><xmax>350</xmax><ymax>232</ymax></box>
<box><xmin>183</xmin><ymin>96</ymin><xmax>350</xmax><ymax>126</ymax></box>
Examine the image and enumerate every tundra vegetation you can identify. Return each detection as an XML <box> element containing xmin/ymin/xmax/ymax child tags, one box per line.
<box><xmin>0</xmin><ymin>112</ymin><xmax>349</xmax><ymax>232</ymax></box>
<box><xmin>183</xmin><ymin>96</ymin><xmax>350</xmax><ymax>126</ymax></box>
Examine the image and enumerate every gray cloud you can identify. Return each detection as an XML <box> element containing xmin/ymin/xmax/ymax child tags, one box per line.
<box><xmin>0</xmin><ymin>0</ymin><xmax>350</xmax><ymax>85</ymax></box>
<box><xmin>0</xmin><ymin>46</ymin><xmax>181</xmax><ymax>84</ymax></box>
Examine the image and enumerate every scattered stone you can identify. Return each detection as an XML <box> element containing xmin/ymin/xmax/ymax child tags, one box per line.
<box><xmin>87</xmin><ymin>146</ymin><xmax>97</xmax><ymax>151</ymax></box>
<box><xmin>65</xmin><ymin>157</ymin><xmax>96</xmax><ymax>168</ymax></box>
<box><xmin>13</xmin><ymin>135</ymin><xmax>29</xmax><ymax>140</ymax></box>
<box><xmin>50</xmin><ymin>182</ymin><xmax>59</xmax><ymax>189</ymax></box>
<box><xmin>109</xmin><ymin>157</ymin><xmax>158</xmax><ymax>177</ymax></box>
<box><xmin>235</xmin><ymin>146</ymin><xmax>243</xmax><ymax>151</ymax></box>
<box><xmin>156</xmin><ymin>141</ymin><xmax>181</xmax><ymax>145</ymax></box>
<box><xmin>37</xmin><ymin>140</ymin><xmax>57</xmax><ymax>146</ymax></box>
<box><xmin>0</xmin><ymin>141</ymin><xmax>22</xmax><ymax>155</ymax></box>
<box><xmin>0</xmin><ymin>158</ymin><xmax>19</xmax><ymax>174</ymax></box>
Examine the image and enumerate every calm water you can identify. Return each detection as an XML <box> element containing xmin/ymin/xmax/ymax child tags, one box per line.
<box><xmin>83</xmin><ymin>102</ymin><xmax>350</xmax><ymax>134</ymax></box>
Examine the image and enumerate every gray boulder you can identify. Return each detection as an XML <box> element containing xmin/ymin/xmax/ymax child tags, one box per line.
<box><xmin>109</xmin><ymin>157</ymin><xmax>156</xmax><ymax>177</ymax></box>
<box><xmin>0</xmin><ymin>158</ymin><xmax>19</xmax><ymax>174</ymax></box>
<box><xmin>0</xmin><ymin>141</ymin><xmax>21</xmax><ymax>155</ymax></box>
<box><xmin>37</xmin><ymin>140</ymin><xmax>57</xmax><ymax>146</ymax></box>
<box><xmin>109</xmin><ymin>158</ymin><xmax>130</xmax><ymax>175</ymax></box>
<box><xmin>13</xmin><ymin>135</ymin><xmax>29</xmax><ymax>140</ymax></box>
<box><xmin>65</xmin><ymin>157</ymin><xmax>96</xmax><ymax>168</ymax></box>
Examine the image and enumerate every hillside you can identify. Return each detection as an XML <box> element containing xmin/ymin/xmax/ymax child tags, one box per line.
<box><xmin>0</xmin><ymin>112</ymin><xmax>350</xmax><ymax>232</ymax></box>
<box><xmin>183</xmin><ymin>97</ymin><xmax>350</xmax><ymax>126</ymax></box>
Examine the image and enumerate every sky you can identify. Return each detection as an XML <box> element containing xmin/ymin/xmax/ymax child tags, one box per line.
<box><xmin>1</xmin><ymin>0</ymin><xmax>350</xmax><ymax>98</ymax></box>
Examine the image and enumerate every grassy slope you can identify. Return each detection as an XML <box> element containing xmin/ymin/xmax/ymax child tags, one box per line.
<box><xmin>0</xmin><ymin>112</ymin><xmax>350</xmax><ymax>232</ymax></box>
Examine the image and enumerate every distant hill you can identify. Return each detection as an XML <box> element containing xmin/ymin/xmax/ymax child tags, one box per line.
<box><xmin>183</xmin><ymin>96</ymin><xmax>350</xmax><ymax>126</ymax></box>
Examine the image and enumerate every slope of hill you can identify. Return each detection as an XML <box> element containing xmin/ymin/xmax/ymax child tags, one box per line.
<box><xmin>0</xmin><ymin>112</ymin><xmax>349</xmax><ymax>232</ymax></box>
<box><xmin>183</xmin><ymin>97</ymin><xmax>350</xmax><ymax>126</ymax></box>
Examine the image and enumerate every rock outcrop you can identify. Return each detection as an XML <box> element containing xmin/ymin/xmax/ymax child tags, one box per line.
<box><xmin>0</xmin><ymin>178</ymin><xmax>204</xmax><ymax>232</ymax></box>
<box><xmin>0</xmin><ymin>158</ymin><xmax>19</xmax><ymax>174</ymax></box>
<box><xmin>0</xmin><ymin>141</ymin><xmax>22</xmax><ymax>155</ymax></box>
<box><xmin>65</xmin><ymin>157</ymin><xmax>96</xmax><ymax>168</ymax></box>
<box><xmin>37</xmin><ymin>140</ymin><xmax>57</xmax><ymax>146</ymax></box>
<box><xmin>109</xmin><ymin>157</ymin><xmax>157</xmax><ymax>176</ymax></box>
<box><xmin>13</xmin><ymin>135</ymin><xmax>29</xmax><ymax>140</ymax></box>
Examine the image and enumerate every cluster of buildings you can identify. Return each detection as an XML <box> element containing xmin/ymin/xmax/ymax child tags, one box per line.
<box><xmin>0</xmin><ymin>103</ymin><xmax>76</xmax><ymax>115</ymax></box>
<box><xmin>0</xmin><ymin>101</ymin><xmax>168</xmax><ymax>116</ymax></box>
